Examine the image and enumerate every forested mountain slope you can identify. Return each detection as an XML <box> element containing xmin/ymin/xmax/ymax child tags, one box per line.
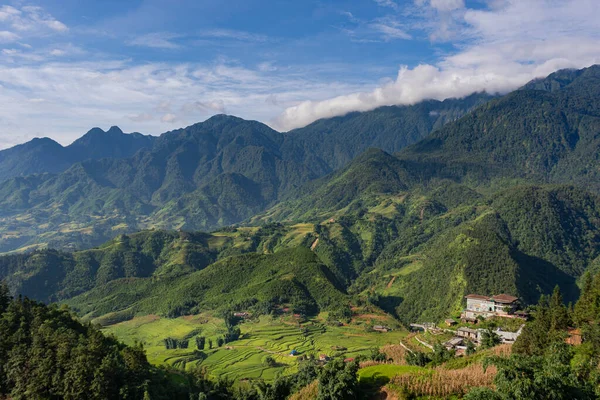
<box><xmin>3</xmin><ymin>65</ymin><xmax>600</xmax><ymax>326</ymax></box>
<box><xmin>0</xmin><ymin>96</ymin><xmax>488</xmax><ymax>253</ymax></box>
<box><xmin>398</xmin><ymin>64</ymin><xmax>600</xmax><ymax>189</ymax></box>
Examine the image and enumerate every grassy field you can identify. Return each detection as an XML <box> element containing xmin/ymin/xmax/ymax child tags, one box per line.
<box><xmin>105</xmin><ymin>312</ymin><xmax>409</xmax><ymax>381</ymax></box>
<box><xmin>358</xmin><ymin>364</ymin><xmax>423</xmax><ymax>386</ymax></box>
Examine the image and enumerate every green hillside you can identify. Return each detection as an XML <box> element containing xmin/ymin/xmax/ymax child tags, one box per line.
<box><xmin>65</xmin><ymin>247</ymin><xmax>348</xmax><ymax>324</ymax></box>
<box><xmin>0</xmin><ymin>96</ymin><xmax>490</xmax><ymax>254</ymax></box>
<box><xmin>398</xmin><ymin>64</ymin><xmax>600</xmax><ymax>190</ymax></box>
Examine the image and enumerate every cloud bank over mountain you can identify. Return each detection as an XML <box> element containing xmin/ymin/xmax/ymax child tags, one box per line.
<box><xmin>273</xmin><ymin>0</ymin><xmax>600</xmax><ymax>130</ymax></box>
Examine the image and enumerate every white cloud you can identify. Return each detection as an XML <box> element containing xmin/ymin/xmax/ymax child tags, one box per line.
<box><xmin>1</xmin><ymin>48</ymin><xmax>45</xmax><ymax>62</ymax></box>
<box><xmin>370</xmin><ymin>21</ymin><xmax>412</xmax><ymax>40</ymax></box>
<box><xmin>181</xmin><ymin>100</ymin><xmax>226</xmax><ymax>114</ymax></box>
<box><xmin>127</xmin><ymin>112</ymin><xmax>154</xmax><ymax>122</ymax></box>
<box><xmin>200</xmin><ymin>29</ymin><xmax>270</xmax><ymax>42</ymax></box>
<box><xmin>128</xmin><ymin>32</ymin><xmax>181</xmax><ymax>49</ymax></box>
<box><xmin>274</xmin><ymin>0</ymin><xmax>600</xmax><ymax>131</ymax></box>
<box><xmin>0</xmin><ymin>5</ymin><xmax>67</xmax><ymax>34</ymax></box>
<box><xmin>0</xmin><ymin>59</ymin><xmax>370</xmax><ymax>148</ymax></box>
<box><xmin>413</xmin><ymin>0</ymin><xmax>466</xmax><ymax>41</ymax></box>
<box><xmin>0</xmin><ymin>30</ymin><xmax>19</xmax><ymax>42</ymax></box>
<box><xmin>340</xmin><ymin>12</ymin><xmax>411</xmax><ymax>42</ymax></box>
<box><xmin>161</xmin><ymin>113</ymin><xmax>177</xmax><ymax>123</ymax></box>
<box><xmin>373</xmin><ymin>0</ymin><xmax>400</xmax><ymax>11</ymax></box>
<box><xmin>426</xmin><ymin>0</ymin><xmax>464</xmax><ymax>12</ymax></box>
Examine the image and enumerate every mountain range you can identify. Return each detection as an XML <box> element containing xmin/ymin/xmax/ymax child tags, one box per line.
<box><xmin>0</xmin><ymin>126</ymin><xmax>156</xmax><ymax>183</ymax></box>
<box><xmin>1</xmin><ymin>65</ymin><xmax>600</xmax><ymax>326</ymax></box>
<box><xmin>0</xmin><ymin>92</ymin><xmax>492</xmax><ymax>253</ymax></box>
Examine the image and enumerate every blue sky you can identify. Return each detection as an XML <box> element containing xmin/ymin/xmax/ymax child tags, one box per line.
<box><xmin>0</xmin><ymin>0</ymin><xmax>599</xmax><ymax>148</ymax></box>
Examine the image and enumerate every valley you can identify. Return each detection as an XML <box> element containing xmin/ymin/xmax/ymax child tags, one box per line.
<box><xmin>2</xmin><ymin>65</ymin><xmax>600</xmax><ymax>399</ymax></box>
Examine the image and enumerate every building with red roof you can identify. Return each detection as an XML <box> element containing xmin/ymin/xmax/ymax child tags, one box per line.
<box><xmin>461</xmin><ymin>293</ymin><xmax>521</xmax><ymax>321</ymax></box>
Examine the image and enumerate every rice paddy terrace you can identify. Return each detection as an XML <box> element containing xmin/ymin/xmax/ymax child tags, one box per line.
<box><xmin>105</xmin><ymin>312</ymin><xmax>409</xmax><ymax>381</ymax></box>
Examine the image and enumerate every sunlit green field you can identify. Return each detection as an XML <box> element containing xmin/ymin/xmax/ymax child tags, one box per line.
<box><xmin>105</xmin><ymin>313</ymin><xmax>408</xmax><ymax>381</ymax></box>
<box><xmin>358</xmin><ymin>364</ymin><xmax>424</xmax><ymax>386</ymax></box>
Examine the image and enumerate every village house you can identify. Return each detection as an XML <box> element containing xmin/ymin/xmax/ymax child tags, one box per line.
<box><xmin>233</xmin><ymin>312</ymin><xmax>250</xmax><ymax>318</ymax></box>
<box><xmin>444</xmin><ymin>337</ymin><xmax>465</xmax><ymax>350</ymax></box>
<box><xmin>409</xmin><ymin>322</ymin><xmax>436</xmax><ymax>332</ymax></box>
<box><xmin>455</xmin><ymin>325</ymin><xmax>524</xmax><ymax>346</ymax></box>
<box><xmin>445</xmin><ymin>318</ymin><xmax>457</xmax><ymax>327</ymax></box>
<box><xmin>461</xmin><ymin>294</ymin><xmax>520</xmax><ymax>321</ymax></box>
<box><xmin>373</xmin><ymin>325</ymin><xmax>391</xmax><ymax>333</ymax></box>
<box><xmin>494</xmin><ymin>326</ymin><xmax>524</xmax><ymax>344</ymax></box>
<box><xmin>456</xmin><ymin>327</ymin><xmax>479</xmax><ymax>341</ymax></box>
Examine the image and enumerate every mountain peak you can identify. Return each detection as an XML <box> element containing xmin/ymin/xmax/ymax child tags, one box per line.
<box><xmin>107</xmin><ymin>126</ymin><xmax>124</xmax><ymax>135</ymax></box>
<box><xmin>82</xmin><ymin>126</ymin><xmax>124</xmax><ymax>137</ymax></box>
<box><xmin>522</xmin><ymin>64</ymin><xmax>600</xmax><ymax>92</ymax></box>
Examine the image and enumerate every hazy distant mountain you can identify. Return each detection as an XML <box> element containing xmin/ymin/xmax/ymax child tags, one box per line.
<box><xmin>0</xmin><ymin>126</ymin><xmax>156</xmax><ymax>183</ymax></box>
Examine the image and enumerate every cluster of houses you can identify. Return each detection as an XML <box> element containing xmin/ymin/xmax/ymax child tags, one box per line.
<box><xmin>446</xmin><ymin>293</ymin><xmax>525</xmax><ymax>351</ymax></box>
<box><xmin>409</xmin><ymin>294</ymin><xmax>527</xmax><ymax>353</ymax></box>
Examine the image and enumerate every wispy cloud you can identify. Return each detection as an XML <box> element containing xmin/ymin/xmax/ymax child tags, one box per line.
<box><xmin>0</xmin><ymin>5</ymin><xmax>67</xmax><ymax>36</ymax></box>
<box><xmin>128</xmin><ymin>32</ymin><xmax>181</xmax><ymax>49</ymax></box>
<box><xmin>339</xmin><ymin>12</ymin><xmax>411</xmax><ymax>42</ymax></box>
<box><xmin>370</xmin><ymin>17</ymin><xmax>412</xmax><ymax>40</ymax></box>
<box><xmin>0</xmin><ymin>30</ymin><xmax>19</xmax><ymax>42</ymax></box>
<box><xmin>200</xmin><ymin>29</ymin><xmax>270</xmax><ymax>42</ymax></box>
<box><xmin>373</xmin><ymin>0</ymin><xmax>400</xmax><ymax>11</ymax></box>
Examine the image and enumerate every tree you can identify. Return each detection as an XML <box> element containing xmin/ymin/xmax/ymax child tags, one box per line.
<box><xmin>514</xmin><ymin>288</ymin><xmax>571</xmax><ymax>356</ymax></box>
<box><xmin>208</xmin><ymin>339</ymin><xmax>213</xmax><ymax>349</ymax></box>
<box><xmin>216</xmin><ymin>337</ymin><xmax>224</xmax><ymax>347</ymax></box>
<box><xmin>224</xmin><ymin>326</ymin><xmax>241</xmax><ymax>343</ymax></box>
<box><xmin>317</xmin><ymin>359</ymin><xmax>359</xmax><ymax>400</ymax></box>
<box><xmin>254</xmin><ymin>377</ymin><xmax>291</xmax><ymax>400</ymax></box>
<box><xmin>480</xmin><ymin>329</ymin><xmax>501</xmax><ymax>349</ymax></box>
<box><xmin>291</xmin><ymin>359</ymin><xmax>319</xmax><ymax>392</ymax></box>
<box><xmin>0</xmin><ymin>281</ymin><xmax>9</xmax><ymax>313</ymax></box>
<box><xmin>464</xmin><ymin>387</ymin><xmax>503</xmax><ymax>400</ymax></box>
<box><xmin>405</xmin><ymin>351</ymin><xmax>431</xmax><ymax>367</ymax></box>
<box><xmin>549</xmin><ymin>286</ymin><xmax>571</xmax><ymax>330</ymax></box>
<box><xmin>264</xmin><ymin>356</ymin><xmax>277</xmax><ymax>367</ymax></box>
<box><xmin>368</xmin><ymin>348</ymin><xmax>386</xmax><ymax>362</ymax></box>
<box><xmin>574</xmin><ymin>272</ymin><xmax>600</xmax><ymax>326</ymax></box>
<box><xmin>430</xmin><ymin>343</ymin><xmax>454</xmax><ymax>365</ymax></box>
<box><xmin>196</xmin><ymin>336</ymin><xmax>206</xmax><ymax>350</ymax></box>
<box><xmin>481</xmin><ymin>342</ymin><xmax>596</xmax><ymax>400</ymax></box>
<box><xmin>466</xmin><ymin>340</ymin><xmax>476</xmax><ymax>356</ymax></box>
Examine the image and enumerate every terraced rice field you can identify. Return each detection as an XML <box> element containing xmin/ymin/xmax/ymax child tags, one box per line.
<box><xmin>105</xmin><ymin>313</ymin><xmax>408</xmax><ymax>381</ymax></box>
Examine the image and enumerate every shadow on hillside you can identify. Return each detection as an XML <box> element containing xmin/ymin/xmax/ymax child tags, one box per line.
<box><xmin>513</xmin><ymin>250</ymin><xmax>579</xmax><ymax>304</ymax></box>
<box><xmin>375</xmin><ymin>296</ymin><xmax>403</xmax><ymax>318</ymax></box>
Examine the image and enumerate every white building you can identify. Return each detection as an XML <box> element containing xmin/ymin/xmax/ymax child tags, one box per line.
<box><xmin>462</xmin><ymin>294</ymin><xmax>519</xmax><ymax>321</ymax></box>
